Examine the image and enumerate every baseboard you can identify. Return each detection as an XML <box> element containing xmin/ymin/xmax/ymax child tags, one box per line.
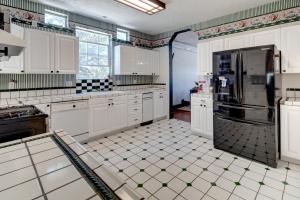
<box><xmin>281</xmin><ymin>155</ymin><xmax>300</xmax><ymax>165</ymax></box>
<box><xmin>191</xmin><ymin>130</ymin><xmax>213</xmax><ymax>140</ymax></box>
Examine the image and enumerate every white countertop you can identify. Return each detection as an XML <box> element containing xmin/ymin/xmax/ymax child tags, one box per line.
<box><xmin>283</xmin><ymin>97</ymin><xmax>300</xmax><ymax>106</ymax></box>
<box><xmin>0</xmin><ymin>88</ymin><xmax>166</xmax><ymax>108</ymax></box>
<box><xmin>0</xmin><ymin>131</ymin><xmax>141</xmax><ymax>200</ymax></box>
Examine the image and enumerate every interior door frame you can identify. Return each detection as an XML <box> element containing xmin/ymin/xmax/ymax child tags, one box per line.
<box><xmin>168</xmin><ymin>29</ymin><xmax>192</xmax><ymax>119</ymax></box>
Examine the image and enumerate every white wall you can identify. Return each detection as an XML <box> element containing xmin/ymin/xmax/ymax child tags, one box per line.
<box><xmin>172</xmin><ymin>42</ymin><xmax>197</xmax><ymax>106</ymax></box>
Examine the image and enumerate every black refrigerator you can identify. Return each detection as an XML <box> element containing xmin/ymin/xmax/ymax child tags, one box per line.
<box><xmin>212</xmin><ymin>45</ymin><xmax>282</xmax><ymax>168</ymax></box>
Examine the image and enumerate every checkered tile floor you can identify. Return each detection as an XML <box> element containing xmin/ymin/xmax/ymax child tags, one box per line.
<box><xmin>84</xmin><ymin>119</ymin><xmax>300</xmax><ymax>200</ymax></box>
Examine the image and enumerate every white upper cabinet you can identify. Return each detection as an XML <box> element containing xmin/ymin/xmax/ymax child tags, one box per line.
<box><xmin>197</xmin><ymin>41</ymin><xmax>210</xmax><ymax>76</ymax></box>
<box><xmin>0</xmin><ymin>24</ymin><xmax>25</xmax><ymax>73</ymax></box>
<box><xmin>114</xmin><ymin>45</ymin><xmax>160</xmax><ymax>76</ymax></box>
<box><xmin>114</xmin><ymin>45</ymin><xmax>136</xmax><ymax>75</ymax></box>
<box><xmin>250</xmin><ymin>29</ymin><xmax>281</xmax><ymax>48</ymax></box>
<box><xmin>224</xmin><ymin>34</ymin><xmax>251</xmax><ymax>50</ymax></box>
<box><xmin>25</xmin><ymin>29</ymin><xmax>55</xmax><ymax>74</ymax></box>
<box><xmin>281</xmin><ymin>24</ymin><xmax>300</xmax><ymax>73</ymax></box>
<box><xmin>24</xmin><ymin>29</ymin><xmax>79</xmax><ymax>74</ymax></box>
<box><xmin>55</xmin><ymin>34</ymin><xmax>79</xmax><ymax>74</ymax></box>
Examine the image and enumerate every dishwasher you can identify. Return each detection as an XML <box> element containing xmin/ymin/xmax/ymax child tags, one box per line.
<box><xmin>142</xmin><ymin>92</ymin><xmax>154</xmax><ymax>125</ymax></box>
<box><xmin>51</xmin><ymin>100</ymin><xmax>89</xmax><ymax>142</ymax></box>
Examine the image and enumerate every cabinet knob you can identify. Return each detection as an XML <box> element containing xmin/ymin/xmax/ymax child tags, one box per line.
<box><xmin>50</xmin><ymin>71</ymin><xmax>54</xmax><ymax>73</ymax></box>
<box><xmin>108</xmin><ymin>104</ymin><xmax>111</xmax><ymax>106</ymax></box>
<box><xmin>56</xmin><ymin>71</ymin><xmax>59</xmax><ymax>73</ymax></box>
<box><xmin>0</xmin><ymin>69</ymin><xmax>2</xmax><ymax>71</ymax></box>
<box><xmin>112</xmin><ymin>103</ymin><xmax>114</xmax><ymax>106</ymax></box>
<box><xmin>282</xmin><ymin>70</ymin><xmax>286</xmax><ymax>73</ymax></box>
<box><xmin>47</xmin><ymin>104</ymin><xmax>50</xmax><ymax>107</ymax></box>
<box><xmin>73</xmin><ymin>105</ymin><xmax>76</xmax><ymax>108</ymax></box>
<box><xmin>21</xmin><ymin>70</ymin><xmax>24</xmax><ymax>73</ymax></box>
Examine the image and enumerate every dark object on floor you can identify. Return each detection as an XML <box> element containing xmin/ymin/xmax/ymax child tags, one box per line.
<box><xmin>0</xmin><ymin>105</ymin><xmax>48</xmax><ymax>143</ymax></box>
<box><xmin>173</xmin><ymin>109</ymin><xmax>191</xmax><ymax>123</ymax></box>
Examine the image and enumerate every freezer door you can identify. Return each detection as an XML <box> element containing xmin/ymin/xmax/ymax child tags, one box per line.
<box><xmin>213</xmin><ymin>113</ymin><xmax>277</xmax><ymax>168</ymax></box>
<box><xmin>240</xmin><ymin>47</ymin><xmax>275</xmax><ymax>107</ymax></box>
<box><xmin>213</xmin><ymin>51</ymin><xmax>240</xmax><ymax>105</ymax></box>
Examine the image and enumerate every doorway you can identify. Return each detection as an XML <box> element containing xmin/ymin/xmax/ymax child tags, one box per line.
<box><xmin>169</xmin><ymin>30</ymin><xmax>198</xmax><ymax>122</ymax></box>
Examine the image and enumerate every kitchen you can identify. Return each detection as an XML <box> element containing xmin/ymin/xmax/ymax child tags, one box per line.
<box><xmin>1</xmin><ymin>0</ymin><xmax>300</xmax><ymax>200</ymax></box>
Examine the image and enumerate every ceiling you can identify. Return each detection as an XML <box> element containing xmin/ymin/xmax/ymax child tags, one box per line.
<box><xmin>32</xmin><ymin>0</ymin><xmax>277</xmax><ymax>35</ymax></box>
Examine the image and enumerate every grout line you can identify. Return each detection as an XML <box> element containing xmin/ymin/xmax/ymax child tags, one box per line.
<box><xmin>24</xmin><ymin>142</ymin><xmax>49</xmax><ymax>200</ymax></box>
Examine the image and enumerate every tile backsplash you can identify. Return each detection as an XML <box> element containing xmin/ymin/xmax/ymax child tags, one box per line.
<box><xmin>76</xmin><ymin>79</ymin><xmax>113</xmax><ymax>93</ymax></box>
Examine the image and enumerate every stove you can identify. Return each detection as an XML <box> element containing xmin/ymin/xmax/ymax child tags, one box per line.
<box><xmin>0</xmin><ymin>105</ymin><xmax>48</xmax><ymax>143</ymax></box>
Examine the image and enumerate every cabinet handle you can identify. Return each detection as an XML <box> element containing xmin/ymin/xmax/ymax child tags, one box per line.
<box><xmin>134</xmin><ymin>108</ymin><xmax>138</xmax><ymax>111</ymax></box>
<box><xmin>47</xmin><ymin>104</ymin><xmax>50</xmax><ymax>107</ymax></box>
<box><xmin>0</xmin><ymin>69</ymin><xmax>2</xmax><ymax>71</ymax></box>
<box><xmin>282</xmin><ymin>69</ymin><xmax>286</xmax><ymax>73</ymax></box>
<box><xmin>112</xmin><ymin>103</ymin><xmax>114</xmax><ymax>106</ymax></box>
<box><xmin>134</xmin><ymin>101</ymin><xmax>138</xmax><ymax>103</ymax></box>
<box><xmin>21</xmin><ymin>70</ymin><xmax>24</xmax><ymax>73</ymax></box>
<box><xmin>73</xmin><ymin>105</ymin><xmax>76</xmax><ymax>108</ymax></box>
<box><xmin>56</xmin><ymin>70</ymin><xmax>60</xmax><ymax>73</ymax></box>
<box><xmin>108</xmin><ymin>104</ymin><xmax>111</xmax><ymax>106</ymax></box>
<box><xmin>50</xmin><ymin>71</ymin><xmax>54</xmax><ymax>73</ymax></box>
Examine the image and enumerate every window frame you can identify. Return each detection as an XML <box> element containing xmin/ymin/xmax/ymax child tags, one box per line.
<box><xmin>116</xmin><ymin>28</ymin><xmax>130</xmax><ymax>41</ymax></box>
<box><xmin>44</xmin><ymin>9</ymin><xmax>69</xmax><ymax>28</ymax></box>
<box><xmin>76</xmin><ymin>27</ymin><xmax>112</xmax><ymax>80</ymax></box>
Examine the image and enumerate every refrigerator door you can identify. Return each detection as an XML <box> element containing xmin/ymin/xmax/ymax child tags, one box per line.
<box><xmin>213</xmin><ymin>51</ymin><xmax>241</xmax><ymax>105</ymax></box>
<box><xmin>240</xmin><ymin>46</ymin><xmax>275</xmax><ymax>108</ymax></box>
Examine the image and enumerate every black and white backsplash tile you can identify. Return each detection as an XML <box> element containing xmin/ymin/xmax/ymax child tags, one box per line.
<box><xmin>76</xmin><ymin>79</ymin><xmax>113</xmax><ymax>93</ymax></box>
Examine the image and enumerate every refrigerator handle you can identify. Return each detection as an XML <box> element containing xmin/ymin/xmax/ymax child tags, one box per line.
<box><xmin>235</xmin><ymin>53</ymin><xmax>239</xmax><ymax>103</ymax></box>
<box><xmin>239</xmin><ymin>53</ymin><xmax>244</xmax><ymax>103</ymax></box>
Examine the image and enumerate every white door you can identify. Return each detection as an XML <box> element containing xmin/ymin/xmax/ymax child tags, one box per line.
<box><xmin>191</xmin><ymin>103</ymin><xmax>201</xmax><ymax>132</ymax></box>
<box><xmin>0</xmin><ymin>24</ymin><xmax>25</xmax><ymax>73</ymax></box>
<box><xmin>24</xmin><ymin>29</ymin><xmax>54</xmax><ymax>73</ymax></box>
<box><xmin>199</xmin><ymin>105</ymin><xmax>207</xmax><ymax>134</ymax></box>
<box><xmin>206</xmin><ymin>105</ymin><xmax>213</xmax><ymax>138</ymax></box>
<box><xmin>281</xmin><ymin>105</ymin><xmax>300</xmax><ymax>161</ymax></box>
<box><xmin>110</xmin><ymin>103</ymin><xmax>127</xmax><ymax>130</ymax></box>
<box><xmin>209</xmin><ymin>39</ymin><xmax>224</xmax><ymax>75</ymax></box>
<box><xmin>154</xmin><ymin>91</ymin><xmax>165</xmax><ymax>119</ymax></box>
<box><xmin>89</xmin><ymin>104</ymin><xmax>110</xmax><ymax>137</ymax></box>
<box><xmin>114</xmin><ymin>45</ymin><xmax>136</xmax><ymax>75</ymax></box>
<box><xmin>224</xmin><ymin>34</ymin><xmax>251</xmax><ymax>50</ymax></box>
<box><xmin>55</xmin><ymin>34</ymin><xmax>79</xmax><ymax>74</ymax></box>
<box><xmin>197</xmin><ymin>41</ymin><xmax>210</xmax><ymax>75</ymax></box>
<box><xmin>136</xmin><ymin>48</ymin><xmax>148</xmax><ymax>75</ymax></box>
<box><xmin>281</xmin><ymin>25</ymin><xmax>300</xmax><ymax>73</ymax></box>
<box><xmin>250</xmin><ymin>29</ymin><xmax>281</xmax><ymax>48</ymax></box>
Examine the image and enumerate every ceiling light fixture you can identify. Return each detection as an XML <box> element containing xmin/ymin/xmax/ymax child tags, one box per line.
<box><xmin>115</xmin><ymin>0</ymin><xmax>165</xmax><ymax>15</ymax></box>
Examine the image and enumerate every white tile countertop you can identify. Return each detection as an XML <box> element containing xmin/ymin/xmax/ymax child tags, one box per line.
<box><xmin>0</xmin><ymin>87</ymin><xmax>166</xmax><ymax>108</ymax></box>
<box><xmin>283</xmin><ymin>97</ymin><xmax>300</xmax><ymax>106</ymax></box>
<box><xmin>0</xmin><ymin>131</ymin><xmax>142</xmax><ymax>200</ymax></box>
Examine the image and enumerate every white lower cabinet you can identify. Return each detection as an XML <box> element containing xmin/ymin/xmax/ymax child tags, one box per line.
<box><xmin>281</xmin><ymin>105</ymin><xmax>300</xmax><ymax>161</ymax></box>
<box><xmin>89</xmin><ymin>96</ymin><xmax>127</xmax><ymax>137</ymax></box>
<box><xmin>127</xmin><ymin>94</ymin><xmax>142</xmax><ymax>126</ymax></box>
<box><xmin>191</xmin><ymin>96</ymin><xmax>213</xmax><ymax>139</ymax></box>
<box><xmin>154</xmin><ymin>91</ymin><xmax>167</xmax><ymax>119</ymax></box>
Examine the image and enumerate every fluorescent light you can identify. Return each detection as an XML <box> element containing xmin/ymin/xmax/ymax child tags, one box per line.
<box><xmin>115</xmin><ymin>0</ymin><xmax>166</xmax><ymax>15</ymax></box>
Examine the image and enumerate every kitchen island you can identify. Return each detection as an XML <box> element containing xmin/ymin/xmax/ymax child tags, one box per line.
<box><xmin>0</xmin><ymin>131</ymin><xmax>142</xmax><ymax>200</ymax></box>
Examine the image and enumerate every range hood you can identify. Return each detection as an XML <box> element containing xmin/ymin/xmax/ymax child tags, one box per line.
<box><xmin>0</xmin><ymin>29</ymin><xmax>26</xmax><ymax>57</ymax></box>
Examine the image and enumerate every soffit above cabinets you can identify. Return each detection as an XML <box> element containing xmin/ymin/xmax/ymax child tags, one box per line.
<box><xmin>31</xmin><ymin>0</ymin><xmax>276</xmax><ymax>35</ymax></box>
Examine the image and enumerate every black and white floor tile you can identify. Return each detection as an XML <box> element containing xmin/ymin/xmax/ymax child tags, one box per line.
<box><xmin>84</xmin><ymin>119</ymin><xmax>300</xmax><ymax>200</ymax></box>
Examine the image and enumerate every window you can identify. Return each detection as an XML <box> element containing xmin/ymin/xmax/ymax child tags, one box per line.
<box><xmin>117</xmin><ymin>28</ymin><xmax>130</xmax><ymax>41</ymax></box>
<box><xmin>76</xmin><ymin>27</ymin><xmax>111</xmax><ymax>79</ymax></box>
<box><xmin>45</xmin><ymin>9</ymin><xmax>68</xmax><ymax>27</ymax></box>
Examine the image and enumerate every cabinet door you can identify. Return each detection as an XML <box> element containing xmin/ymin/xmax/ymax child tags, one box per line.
<box><xmin>250</xmin><ymin>29</ymin><xmax>281</xmax><ymax>48</ymax></box>
<box><xmin>197</xmin><ymin>41</ymin><xmax>210</xmax><ymax>75</ymax></box>
<box><xmin>281</xmin><ymin>105</ymin><xmax>300</xmax><ymax>160</ymax></box>
<box><xmin>149</xmin><ymin>50</ymin><xmax>160</xmax><ymax>76</ymax></box>
<box><xmin>135</xmin><ymin>48</ymin><xmax>148</xmax><ymax>75</ymax></box>
<box><xmin>0</xmin><ymin>24</ymin><xmax>25</xmax><ymax>73</ymax></box>
<box><xmin>191</xmin><ymin>103</ymin><xmax>201</xmax><ymax>132</ymax></box>
<box><xmin>114</xmin><ymin>45</ymin><xmax>136</xmax><ymax>75</ymax></box>
<box><xmin>110</xmin><ymin>103</ymin><xmax>127</xmax><ymax>129</ymax></box>
<box><xmin>281</xmin><ymin>25</ymin><xmax>300</xmax><ymax>73</ymax></box>
<box><xmin>206</xmin><ymin>105</ymin><xmax>213</xmax><ymax>138</ymax></box>
<box><xmin>209</xmin><ymin>39</ymin><xmax>224</xmax><ymax>75</ymax></box>
<box><xmin>199</xmin><ymin>105</ymin><xmax>207</xmax><ymax>134</ymax></box>
<box><xmin>89</xmin><ymin>104</ymin><xmax>110</xmax><ymax>137</ymax></box>
<box><xmin>24</xmin><ymin>29</ymin><xmax>54</xmax><ymax>73</ymax></box>
<box><xmin>224</xmin><ymin>34</ymin><xmax>251</xmax><ymax>50</ymax></box>
<box><xmin>55</xmin><ymin>34</ymin><xmax>79</xmax><ymax>74</ymax></box>
<box><xmin>154</xmin><ymin>91</ymin><xmax>165</xmax><ymax>119</ymax></box>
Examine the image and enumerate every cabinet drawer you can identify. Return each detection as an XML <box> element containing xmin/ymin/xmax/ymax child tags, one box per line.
<box><xmin>107</xmin><ymin>95</ymin><xmax>127</xmax><ymax>104</ymax></box>
<box><xmin>128</xmin><ymin>108</ymin><xmax>142</xmax><ymax>116</ymax></box>
<box><xmin>128</xmin><ymin>99</ymin><xmax>142</xmax><ymax>105</ymax></box>
<box><xmin>52</xmin><ymin>101</ymin><xmax>88</xmax><ymax>112</ymax></box>
<box><xmin>128</xmin><ymin>115</ymin><xmax>142</xmax><ymax>126</ymax></box>
<box><xmin>89</xmin><ymin>97</ymin><xmax>107</xmax><ymax>105</ymax></box>
<box><xmin>128</xmin><ymin>94</ymin><xmax>142</xmax><ymax>100</ymax></box>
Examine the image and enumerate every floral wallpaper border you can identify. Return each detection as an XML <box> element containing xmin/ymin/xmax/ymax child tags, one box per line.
<box><xmin>152</xmin><ymin>7</ymin><xmax>300</xmax><ymax>48</ymax></box>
